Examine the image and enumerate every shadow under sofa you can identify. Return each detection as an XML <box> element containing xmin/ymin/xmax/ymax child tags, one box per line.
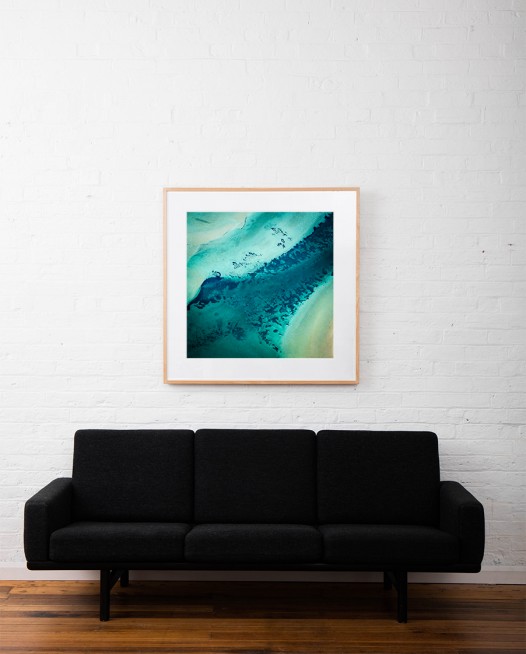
<box><xmin>24</xmin><ymin>428</ymin><xmax>485</xmax><ymax>622</ymax></box>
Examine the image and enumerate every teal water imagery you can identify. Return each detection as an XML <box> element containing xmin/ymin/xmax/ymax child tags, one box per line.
<box><xmin>187</xmin><ymin>211</ymin><xmax>333</xmax><ymax>358</ymax></box>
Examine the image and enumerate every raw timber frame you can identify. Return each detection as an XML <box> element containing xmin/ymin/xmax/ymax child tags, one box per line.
<box><xmin>163</xmin><ymin>187</ymin><xmax>359</xmax><ymax>384</ymax></box>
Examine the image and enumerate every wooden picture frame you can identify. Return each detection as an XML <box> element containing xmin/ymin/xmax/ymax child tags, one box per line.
<box><xmin>164</xmin><ymin>187</ymin><xmax>359</xmax><ymax>384</ymax></box>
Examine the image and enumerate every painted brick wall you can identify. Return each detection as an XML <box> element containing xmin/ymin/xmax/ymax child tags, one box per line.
<box><xmin>0</xmin><ymin>0</ymin><xmax>524</xmax><ymax>577</ymax></box>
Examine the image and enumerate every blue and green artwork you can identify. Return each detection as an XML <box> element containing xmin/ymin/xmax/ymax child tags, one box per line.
<box><xmin>187</xmin><ymin>211</ymin><xmax>333</xmax><ymax>358</ymax></box>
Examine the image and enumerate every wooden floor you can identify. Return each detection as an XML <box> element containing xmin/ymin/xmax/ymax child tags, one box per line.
<box><xmin>0</xmin><ymin>581</ymin><xmax>524</xmax><ymax>653</ymax></box>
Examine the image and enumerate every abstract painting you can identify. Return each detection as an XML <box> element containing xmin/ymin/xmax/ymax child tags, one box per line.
<box><xmin>164</xmin><ymin>188</ymin><xmax>359</xmax><ymax>384</ymax></box>
<box><xmin>186</xmin><ymin>211</ymin><xmax>333</xmax><ymax>359</ymax></box>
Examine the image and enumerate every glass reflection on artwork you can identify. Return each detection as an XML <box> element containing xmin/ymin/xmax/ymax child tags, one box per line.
<box><xmin>186</xmin><ymin>211</ymin><xmax>333</xmax><ymax>358</ymax></box>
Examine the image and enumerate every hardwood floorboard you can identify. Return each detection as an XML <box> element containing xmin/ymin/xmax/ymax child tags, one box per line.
<box><xmin>0</xmin><ymin>581</ymin><xmax>524</xmax><ymax>653</ymax></box>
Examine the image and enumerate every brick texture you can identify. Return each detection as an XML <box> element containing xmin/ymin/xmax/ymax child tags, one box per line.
<box><xmin>0</xmin><ymin>1</ymin><xmax>525</xmax><ymax>575</ymax></box>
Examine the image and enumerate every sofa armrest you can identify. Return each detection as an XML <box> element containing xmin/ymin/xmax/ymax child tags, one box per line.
<box><xmin>24</xmin><ymin>478</ymin><xmax>73</xmax><ymax>562</ymax></box>
<box><xmin>440</xmin><ymin>480</ymin><xmax>485</xmax><ymax>565</ymax></box>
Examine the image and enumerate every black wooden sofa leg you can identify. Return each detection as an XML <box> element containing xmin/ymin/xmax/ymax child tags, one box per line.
<box><xmin>384</xmin><ymin>571</ymin><xmax>408</xmax><ymax>623</ymax></box>
<box><xmin>120</xmin><ymin>569</ymin><xmax>129</xmax><ymax>587</ymax></box>
<box><xmin>100</xmin><ymin>570</ymin><xmax>110</xmax><ymax>621</ymax></box>
<box><xmin>100</xmin><ymin>569</ymin><xmax>128</xmax><ymax>621</ymax></box>
<box><xmin>395</xmin><ymin>570</ymin><xmax>408</xmax><ymax>623</ymax></box>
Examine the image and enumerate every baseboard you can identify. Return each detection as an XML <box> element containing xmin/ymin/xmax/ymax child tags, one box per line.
<box><xmin>1</xmin><ymin>564</ymin><xmax>524</xmax><ymax>584</ymax></box>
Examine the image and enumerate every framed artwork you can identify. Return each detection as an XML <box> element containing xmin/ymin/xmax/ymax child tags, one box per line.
<box><xmin>163</xmin><ymin>187</ymin><xmax>359</xmax><ymax>384</ymax></box>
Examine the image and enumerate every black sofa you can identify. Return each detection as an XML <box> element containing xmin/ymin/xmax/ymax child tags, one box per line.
<box><xmin>24</xmin><ymin>429</ymin><xmax>485</xmax><ymax>622</ymax></box>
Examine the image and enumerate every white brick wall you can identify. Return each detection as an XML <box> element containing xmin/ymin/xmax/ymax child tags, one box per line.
<box><xmin>0</xmin><ymin>0</ymin><xmax>525</xmax><ymax>579</ymax></box>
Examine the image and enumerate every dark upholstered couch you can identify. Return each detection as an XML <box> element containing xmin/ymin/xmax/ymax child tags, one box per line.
<box><xmin>24</xmin><ymin>429</ymin><xmax>485</xmax><ymax>622</ymax></box>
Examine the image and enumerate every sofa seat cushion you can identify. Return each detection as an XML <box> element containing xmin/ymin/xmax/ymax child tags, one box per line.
<box><xmin>320</xmin><ymin>525</ymin><xmax>459</xmax><ymax>565</ymax></box>
<box><xmin>50</xmin><ymin>522</ymin><xmax>190</xmax><ymax>562</ymax></box>
<box><xmin>185</xmin><ymin>524</ymin><xmax>322</xmax><ymax>563</ymax></box>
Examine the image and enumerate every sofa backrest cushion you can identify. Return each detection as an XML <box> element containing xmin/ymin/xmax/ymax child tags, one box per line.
<box><xmin>73</xmin><ymin>430</ymin><xmax>194</xmax><ymax>522</ymax></box>
<box><xmin>317</xmin><ymin>430</ymin><xmax>440</xmax><ymax>526</ymax></box>
<box><xmin>194</xmin><ymin>429</ymin><xmax>317</xmax><ymax>523</ymax></box>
